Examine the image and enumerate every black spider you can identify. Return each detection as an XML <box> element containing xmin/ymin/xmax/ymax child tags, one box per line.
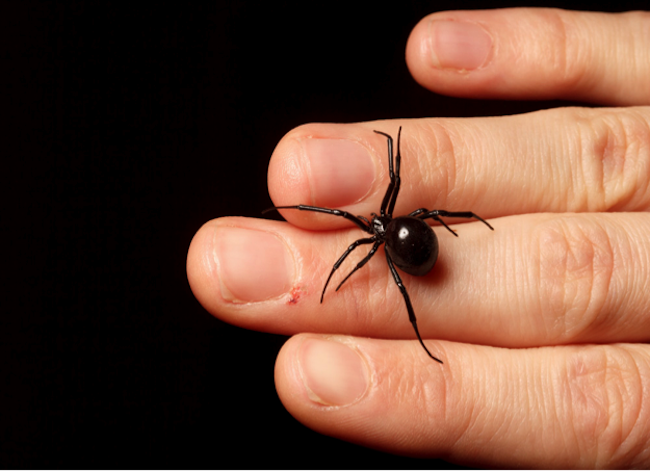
<box><xmin>265</xmin><ymin>127</ymin><xmax>493</xmax><ymax>363</ymax></box>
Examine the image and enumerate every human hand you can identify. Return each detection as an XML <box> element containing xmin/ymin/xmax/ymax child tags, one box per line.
<box><xmin>187</xmin><ymin>8</ymin><xmax>650</xmax><ymax>468</ymax></box>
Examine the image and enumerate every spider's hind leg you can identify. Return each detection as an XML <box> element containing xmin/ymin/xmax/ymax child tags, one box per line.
<box><xmin>385</xmin><ymin>252</ymin><xmax>443</xmax><ymax>364</ymax></box>
<box><xmin>412</xmin><ymin>208</ymin><xmax>494</xmax><ymax>235</ymax></box>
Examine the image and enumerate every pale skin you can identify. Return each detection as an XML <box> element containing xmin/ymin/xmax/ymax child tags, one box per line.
<box><xmin>187</xmin><ymin>8</ymin><xmax>650</xmax><ymax>468</ymax></box>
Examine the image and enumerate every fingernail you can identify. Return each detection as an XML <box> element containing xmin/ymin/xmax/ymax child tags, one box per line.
<box><xmin>214</xmin><ymin>227</ymin><xmax>295</xmax><ymax>302</ymax></box>
<box><xmin>303</xmin><ymin>138</ymin><xmax>375</xmax><ymax>208</ymax></box>
<box><xmin>428</xmin><ymin>19</ymin><xmax>492</xmax><ymax>71</ymax></box>
<box><xmin>300</xmin><ymin>338</ymin><xmax>369</xmax><ymax>406</ymax></box>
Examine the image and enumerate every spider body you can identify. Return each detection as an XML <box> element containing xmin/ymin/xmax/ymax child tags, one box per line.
<box><xmin>384</xmin><ymin>216</ymin><xmax>439</xmax><ymax>276</ymax></box>
<box><xmin>264</xmin><ymin>127</ymin><xmax>493</xmax><ymax>363</ymax></box>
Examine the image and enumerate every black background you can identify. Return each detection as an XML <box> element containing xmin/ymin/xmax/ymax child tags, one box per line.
<box><xmin>1</xmin><ymin>0</ymin><xmax>644</xmax><ymax>468</ymax></box>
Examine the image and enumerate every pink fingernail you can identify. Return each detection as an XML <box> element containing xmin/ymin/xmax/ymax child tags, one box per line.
<box><xmin>300</xmin><ymin>338</ymin><xmax>369</xmax><ymax>406</ymax></box>
<box><xmin>428</xmin><ymin>20</ymin><xmax>492</xmax><ymax>71</ymax></box>
<box><xmin>303</xmin><ymin>138</ymin><xmax>375</xmax><ymax>208</ymax></box>
<box><xmin>213</xmin><ymin>227</ymin><xmax>295</xmax><ymax>303</ymax></box>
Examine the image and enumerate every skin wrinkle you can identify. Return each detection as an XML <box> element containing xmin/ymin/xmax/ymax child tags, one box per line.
<box><xmin>333</xmin><ymin>231</ymin><xmax>376</xmax><ymax>334</ymax></box>
<box><xmin>541</xmin><ymin>115</ymin><xmax>568</xmax><ymax>210</ymax></box>
<box><xmin>534</xmin><ymin>216</ymin><xmax>570</xmax><ymax>340</ymax></box>
<box><xmin>458</xmin><ymin>123</ymin><xmax>483</xmax><ymax>205</ymax></box>
<box><xmin>605</xmin><ymin>349</ymin><xmax>646</xmax><ymax>467</ymax></box>
<box><xmin>600</xmin><ymin>114</ymin><xmax>627</xmax><ymax>209</ymax></box>
<box><xmin>558</xmin><ymin>11</ymin><xmax>598</xmax><ymax>98</ymax></box>
<box><xmin>408</xmin><ymin>124</ymin><xmax>431</xmax><ymax>208</ymax></box>
<box><xmin>609</xmin><ymin>109</ymin><xmax>650</xmax><ymax>210</ymax></box>
<box><xmin>627</xmin><ymin>351</ymin><xmax>650</xmax><ymax>467</ymax></box>
<box><xmin>405</xmin><ymin>126</ymin><xmax>428</xmax><ymax>209</ymax></box>
<box><xmin>579</xmin><ymin>113</ymin><xmax>607</xmax><ymax>212</ymax></box>
<box><xmin>457</xmin><ymin>122</ymin><xmax>489</xmax><ymax>207</ymax></box>
<box><xmin>472</xmin><ymin>353</ymin><xmax>514</xmax><ymax>455</ymax></box>
<box><xmin>576</xmin><ymin>108</ymin><xmax>650</xmax><ymax>212</ymax></box>
<box><xmin>492</xmin><ymin>359</ymin><xmax>520</xmax><ymax>457</ymax></box>
<box><xmin>424</xmin><ymin>121</ymin><xmax>455</xmax><ymax>209</ymax></box>
<box><xmin>576</xmin><ymin>114</ymin><xmax>596</xmax><ymax>211</ymax></box>
<box><xmin>344</xmin><ymin>239</ymin><xmax>411</xmax><ymax>338</ymax></box>
<box><xmin>366</xmin><ymin>249</ymin><xmax>400</xmax><ymax>335</ymax></box>
<box><xmin>559</xmin><ymin>349</ymin><xmax>606</xmax><ymax>467</ymax></box>
<box><xmin>310</xmin><ymin>230</ymin><xmax>370</xmax><ymax>333</ymax></box>
<box><xmin>546</xmin><ymin>115</ymin><xmax>572</xmax><ymax>210</ymax></box>
<box><xmin>536</xmin><ymin>215</ymin><xmax>615</xmax><ymax>343</ymax></box>
<box><xmin>554</xmin><ymin>347</ymin><xmax>650</xmax><ymax>467</ymax></box>
<box><xmin>446</xmin><ymin>352</ymin><xmax>480</xmax><ymax>457</ymax></box>
<box><xmin>632</xmin><ymin>221</ymin><xmax>650</xmax><ymax>319</ymax></box>
<box><xmin>540</xmin><ymin>360</ymin><xmax>562</xmax><ymax>459</ymax></box>
<box><xmin>517</xmin><ymin>222</ymin><xmax>545</xmax><ymax>338</ymax></box>
<box><xmin>581</xmin><ymin>219</ymin><xmax>616</xmax><ymax>340</ymax></box>
<box><xmin>613</xmin><ymin>12</ymin><xmax>650</xmax><ymax>105</ymax></box>
<box><xmin>606</xmin><ymin>352</ymin><xmax>640</xmax><ymax>461</ymax></box>
<box><xmin>552</xmin><ymin>10</ymin><xmax>571</xmax><ymax>90</ymax></box>
<box><xmin>631</xmin><ymin>110</ymin><xmax>650</xmax><ymax>210</ymax></box>
<box><xmin>552</xmin><ymin>352</ymin><xmax>577</xmax><ymax>461</ymax></box>
<box><xmin>632</xmin><ymin>14</ymin><xmax>650</xmax><ymax>102</ymax></box>
<box><xmin>594</xmin><ymin>113</ymin><xmax>629</xmax><ymax>210</ymax></box>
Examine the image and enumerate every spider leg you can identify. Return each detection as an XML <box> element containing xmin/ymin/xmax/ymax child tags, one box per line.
<box><xmin>420</xmin><ymin>209</ymin><xmax>494</xmax><ymax>231</ymax></box>
<box><xmin>263</xmin><ymin>205</ymin><xmax>372</xmax><ymax>234</ymax></box>
<box><xmin>321</xmin><ymin>237</ymin><xmax>376</xmax><ymax>303</ymax></box>
<box><xmin>387</xmin><ymin>126</ymin><xmax>402</xmax><ymax>217</ymax></box>
<box><xmin>374</xmin><ymin>127</ymin><xmax>402</xmax><ymax>218</ymax></box>
<box><xmin>416</xmin><ymin>208</ymin><xmax>494</xmax><ymax>234</ymax></box>
<box><xmin>408</xmin><ymin>208</ymin><xmax>427</xmax><ymax>217</ymax></box>
<box><xmin>408</xmin><ymin>208</ymin><xmax>457</xmax><ymax>236</ymax></box>
<box><xmin>385</xmin><ymin>252</ymin><xmax>443</xmax><ymax>364</ymax></box>
<box><xmin>335</xmin><ymin>240</ymin><xmax>383</xmax><ymax>292</ymax></box>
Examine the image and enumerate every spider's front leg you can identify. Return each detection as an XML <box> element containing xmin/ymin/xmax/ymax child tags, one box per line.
<box><xmin>263</xmin><ymin>205</ymin><xmax>372</xmax><ymax>233</ymax></box>
<box><xmin>373</xmin><ymin>127</ymin><xmax>402</xmax><ymax>218</ymax></box>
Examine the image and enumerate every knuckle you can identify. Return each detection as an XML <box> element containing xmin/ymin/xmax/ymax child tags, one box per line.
<box><xmin>549</xmin><ymin>10</ymin><xmax>650</xmax><ymax>100</ymax></box>
<box><xmin>558</xmin><ymin>347</ymin><xmax>650</xmax><ymax>467</ymax></box>
<box><xmin>535</xmin><ymin>215</ymin><xmax>615</xmax><ymax>341</ymax></box>
<box><xmin>575</xmin><ymin>109</ymin><xmax>650</xmax><ymax>211</ymax></box>
<box><xmin>417</xmin><ymin>122</ymin><xmax>456</xmax><ymax>207</ymax></box>
<box><xmin>530</xmin><ymin>9</ymin><xmax>592</xmax><ymax>94</ymax></box>
<box><xmin>542</xmin><ymin>9</ymin><xmax>574</xmax><ymax>87</ymax></box>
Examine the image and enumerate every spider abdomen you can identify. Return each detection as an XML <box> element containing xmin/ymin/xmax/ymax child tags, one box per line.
<box><xmin>385</xmin><ymin>216</ymin><xmax>439</xmax><ymax>276</ymax></box>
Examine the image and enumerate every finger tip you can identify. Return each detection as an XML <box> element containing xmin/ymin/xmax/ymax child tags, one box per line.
<box><xmin>405</xmin><ymin>15</ymin><xmax>435</xmax><ymax>88</ymax></box>
<box><xmin>406</xmin><ymin>11</ymin><xmax>500</xmax><ymax>98</ymax></box>
<box><xmin>268</xmin><ymin>128</ymin><xmax>313</xmax><ymax>211</ymax></box>
<box><xmin>188</xmin><ymin>217</ymin><xmax>300</xmax><ymax>325</ymax></box>
<box><xmin>187</xmin><ymin>219</ymin><xmax>222</xmax><ymax>314</ymax></box>
<box><xmin>274</xmin><ymin>334</ymin><xmax>373</xmax><ymax>435</ymax></box>
<box><xmin>267</xmin><ymin>123</ymin><xmax>381</xmax><ymax>229</ymax></box>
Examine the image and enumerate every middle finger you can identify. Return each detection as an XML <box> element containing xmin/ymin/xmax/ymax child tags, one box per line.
<box><xmin>268</xmin><ymin>107</ymin><xmax>650</xmax><ymax>231</ymax></box>
<box><xmin>188</xmin><ymin>211</ymin><xmax>650</xmax><ymax>347</ymax></box>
